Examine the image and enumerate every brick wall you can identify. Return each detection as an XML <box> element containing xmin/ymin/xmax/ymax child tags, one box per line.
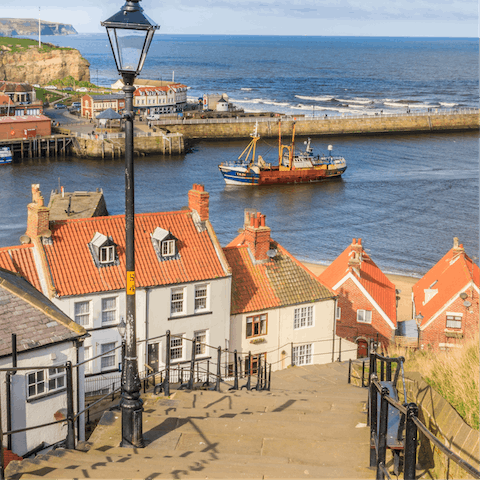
<box><xmin>336</xmin><ymin>277</ymin><xmax>395</xmax><ymax>349</ymax></box>
<box><xmin>188</xmin><ymin>183</ymin><xmax>209</xmax><ymax>221</ymax></box>
<box><xmin>420</xmin><ymin>289</ymin><xmax>479</xmax><ymax>348</ymax></box>
<box><xmin>0</xmin><ymin>117</ymin><xmax>51</xmax><ymax>140</ymax></box>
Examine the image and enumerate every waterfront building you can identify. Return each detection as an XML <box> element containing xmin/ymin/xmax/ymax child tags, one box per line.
<box><xmin>319</xmin><ymin>238</ymin><xmax>397</xmax><ymax>356</ymax></box>
<box><xmin>133</xmin><ymin>84</ymin><xmax>187</xmax><ymax>116</ymax></box>
<box><xmin>0</xmin><ymin>266</ymin><xmax>87</xmax><ymax>456</ymax></box>
<box><xmin>0</xmin><ymin>184</ymin><xmax>232</xmax><ymax>395</ymax></box>
<box><xmin>0</xmin><ymin>114</ymin><xmax>51</xmax><ymax>140</ymax></box>
<box><xmin>223</xmin><ymin>210</ymin><xmax>356</xmax><ymax>371</ymax></box>
<box><xmin>80</xmin><ymin>93</ymin><xmax>125</xmax><ymax>119</ymax></box>
<box><xmin>0</xmin><ymin>82</ymin><xmax>43</xmax><ymax>120</ymax></box>
<box><xmin>0</xmin><ymin>81</ymin><xmax>36</xmax><ymax>104</ymax></box>
<box><xmin>203</xmin><ymin>93</ymin><xmax>230</xmax><ymax>111</ymax></box>
<box><xmin>412</xmin><ymin>237</ymin><xmax>479</xmax><ymax>350</ymax></box>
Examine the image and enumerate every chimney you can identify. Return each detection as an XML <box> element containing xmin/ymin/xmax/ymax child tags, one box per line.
<box><xmin>24</xmin><ymin>184</ymin><xmax>51</xmax><ymax>242</ymax></box>
<box><xmin>452</xmin><ymin>237</ymin><xmax>465</xmax><ymax>258</ymax></box>
<box><xmin>244</xmin><ymin>211</ymin><xmax>271</xmax><ymax>262</ymax></box>
<box><xmin>188</xmin><ymin>184</ymin><xmax>209</xmax><ymax>221</ymax></box>
<box><xmin>348</xmin><ymin>238</ymin><xmax>363</xmax><ymax>271</ymax></box>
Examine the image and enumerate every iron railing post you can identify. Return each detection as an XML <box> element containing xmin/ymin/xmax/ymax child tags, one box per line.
<box><xmin>164</xmin><ymin>330</ymin><xmax>170</xmax><ymax>396</ymax></box>
<box><xmin>380</xmin><ymin>360</ymin><xmax>385</xmax><ymax>382</ymax></box>
<box><xmin>255</xmin><ymin>355</ymin><xmax>262</xmax><ymax>390</ymax></box>
<box><xmin>369</xmin><ymin>375</ymin><xmax>378</xmax><ymax>467</ymax></box>
<box><xmin>267</xmin><ymin>364</ymin><xmax>271</xmax><ymax>391</ymax></box>
<box><xmin>338</xmin><ymin>337</ymin><xmax>342</xmax><ymax>362</ymax></box>
<box><xmin>386</xmin><ymin>358</ymin><xmax>392</xmax><ymax>382</ymax></box>
<box><xmin>362</xmin><ymin>360</ymin><xmax>366</xmax><ymax>388</ymax></box>
<box><xmin>66</xmin><ymin>361</ymin><xmax>75</xmax><ymax>450</ymax></box>
<box><xmin>233</xmin><ymin>350</ymin><xmax>238</xmax><ymax>390</ymax></box>
<box><xmin>215</xmin><ymin>347</ymin><xmax>221</xmax><ymax>392</ymax></box>
<box><xmin>348</xmin><ymin>359</ymin><xmax>352</xmax><ymax>384</ymax></box>
<box><xmin>291</xmin><ymin>342</ymin><xmax>294</xmax><ymax>366</ymax></box>
<box><xmin>369</xmin><ymin>350</ymin><xmax>376</xmax><ymax>387</ymax></box>
<box><xmin>188</xmin><ymin>339</ymin><xmax>196</xmax><ymax>390</ymax></box>
<box><xmin>404</xmin><ymin>403</ymin><xmax>419</xmax><ymax>480</ymax></box>
<box><xmin>376</xmin><ymin>387</ymin><xmax>389</xmax><ymax>480</ymax></box>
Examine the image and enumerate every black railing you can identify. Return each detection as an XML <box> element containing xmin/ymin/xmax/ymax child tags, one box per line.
<box><xmin>365</xmin><ymin>350</ymin><xmax>480</xmax><ymax>480</ymax></box>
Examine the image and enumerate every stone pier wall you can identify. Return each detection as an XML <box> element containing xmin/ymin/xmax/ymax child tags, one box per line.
<box><xmin>162</xmin><ymin>113</ymin><xmax>479</xmax><ymax>139</ymax></box>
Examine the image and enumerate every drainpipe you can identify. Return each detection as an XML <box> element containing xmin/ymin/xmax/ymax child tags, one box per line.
<box><xmin>332</xmin><ymin>297</ymin><xmax>338</xmax><ymax>363</ymax></box>
<box><xmin>144</xmin><ymin>288</ymin><xmax>150</xmax><ymax>373</ymax></box>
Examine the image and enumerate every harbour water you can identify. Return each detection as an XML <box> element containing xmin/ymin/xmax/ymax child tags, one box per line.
<box><xmin>0</xmin><ymin>35</ymin><xmax>478</xmax><ymax>276</ymax></box>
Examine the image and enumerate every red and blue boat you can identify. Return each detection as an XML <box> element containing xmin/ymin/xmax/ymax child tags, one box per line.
<box><xmin>0</xmin><ymin>147</ymin><xmax>12</xmax><ymax>165</ymax></box>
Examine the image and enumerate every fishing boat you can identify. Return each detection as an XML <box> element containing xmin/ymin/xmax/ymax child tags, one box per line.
<box><xmin>0</xmin><ymin>147</ymin><xmax>12</xmax><ymax>165</ymax></box>
<box><xmin>218</xmin><ymin>122</ymin><xmax>346</xmax><ymax>185</ymax></box>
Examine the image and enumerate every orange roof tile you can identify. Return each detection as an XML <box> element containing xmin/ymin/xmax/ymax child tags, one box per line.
<box><xmin>223</xmin><ymin>240</ymin><xmax>334</xmax><ymax>315</ymax></box>
<box><xmin>413</xmin><ymin>246</ymin><xmax>479</xmax><ymax>325</ymax></box>
<box><xmin>44</xmin><ymin>210</ymin><xmax>228</xmax><ymax>297</ymax></box>
<box><xmin>319</xmin><ymin>240</ymin><xmax>397</xmax><ymax>324</ymax></box>
<box><xmin>0</xmin><ymin>245</ymin><xmax>42</xmax><ymax>291</ymax></box>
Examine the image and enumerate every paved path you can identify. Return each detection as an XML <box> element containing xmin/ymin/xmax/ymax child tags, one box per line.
<box><xmin>6</xmin><ymin>362</ymin><xmax>374</xmax><ymax>479</ymax></box>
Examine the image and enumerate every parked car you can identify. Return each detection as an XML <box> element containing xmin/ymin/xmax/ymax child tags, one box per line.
<box><xmin>44</xmin><ymin>85</ymin><xmax>58</xmax><ymax>90</ymax></box>
<box><xmin>71</xmin><ymin>102</ymin><xmax>81</xmax><ymax>108</ymax></box>
<box><xmin>76</xmin><ymin>87</ymin><xmax>88</xmax><ymax>92</ymax></box>
<box><xmin>55</xmin><ymin>103</ymin><xmax>66</xmax><ymax>109</ymax></box>
<box><xmin>63</xmin><ymin>87</ymin><xmax>74</xmax><ymax>91</ymax></box>
<box><xmin>32</xmin><ymin>84</ymin><xmax>40</xmax><ymax>88</ymax></box>
<box><xmin>147</xmin><ymin>114</ymin><xmax>161</xmax><ymax>121</ymax></box>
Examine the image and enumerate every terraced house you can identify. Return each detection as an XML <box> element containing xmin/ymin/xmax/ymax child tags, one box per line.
<box><xmin>223</xmin><ymin>210</ymin><xmax>356</xmax><ymax>372</ymax></box>
<box><xmin>0</xmin><ymin>184</ymin><xmax>232</xmax><ymax>395</ymax></box>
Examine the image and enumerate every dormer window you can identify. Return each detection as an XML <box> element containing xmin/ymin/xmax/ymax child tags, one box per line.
<box><xmin>151</xmin><ymin>227</ymin><xmax>180</xmax><ymax>262</ymax></box>
<box><xmin>89</xmin><ymin>232</ymin><xmax>118</xmax><ymax>267</ymax></box>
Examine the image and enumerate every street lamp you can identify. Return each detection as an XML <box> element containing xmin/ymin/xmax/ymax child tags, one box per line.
<box><xmin>102</xmin><ymin>0</ymin><xmax>159</xmax><ymax>449</ymax></box>
<box><xmin>415</xmin><ymin>313</ymin><xmax>423</xmax><ymax>350</ymax></box>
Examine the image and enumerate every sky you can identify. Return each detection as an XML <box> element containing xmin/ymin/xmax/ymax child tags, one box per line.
<box><xmin>1</xmin><ymin>0</ymin><xmax>478</xmax><ymax>37</ymax></box>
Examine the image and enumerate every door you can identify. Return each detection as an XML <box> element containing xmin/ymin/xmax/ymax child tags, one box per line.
<box><xmin>148</xmin><ymin>343</ymin><xmax>159</xmax><ymax>372</ymax></box>
<box><xmin>357</xmin><ymin>340</ymin><xmax>368</xmax><ymax>358</ymax></box>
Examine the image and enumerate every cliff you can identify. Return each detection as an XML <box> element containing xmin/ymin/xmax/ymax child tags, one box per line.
<box><xmin>0</xmin><ymin>18</ymin><xmax>77</xmax><ymax>36</ymax></box>
<box><xmin>0</xmin><ymin>46</ymin><xmax>90</xmax><ymax>84</ymax></box>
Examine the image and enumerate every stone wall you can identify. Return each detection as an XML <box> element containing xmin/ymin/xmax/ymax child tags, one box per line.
<box><xmin>71</xmin><ymin>133</ymin><xmax>184</xmax><ymax>158</ymax></box>
<box><xmin>162</xmin><ymin>113</ymin><xmax>479</xmax><ymax>139</ymax></box>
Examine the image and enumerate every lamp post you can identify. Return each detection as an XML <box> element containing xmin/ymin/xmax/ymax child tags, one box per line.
<box><xmin>102</xmin><ymin>0</ymin><xmax>159</xmax><ymax>448</ymax></box>
<box><xmin>415</xmin><ymin>313</ymin><xmax>423</xmax><ymax>350</ymax></box>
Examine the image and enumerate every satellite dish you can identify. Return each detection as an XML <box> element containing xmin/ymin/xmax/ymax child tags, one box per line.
<box><xmin>464</xmin><ymin>300</ymin><xmax>472</xmax><ymax>307</ymax></box>
<box><xmin>267</xmin><ymin>249</ymin><xmax>277</xmax><ymax>258</ymax></box>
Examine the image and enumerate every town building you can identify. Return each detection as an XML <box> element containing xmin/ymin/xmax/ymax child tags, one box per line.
<box><xmin>223</xmin><ymin>210</ymin><xmax>356</xmax><ymax>372</ymax></box>
<box><xmin>0</xmin><ymin>184</ymin><xmax>232</xmax><ymax>395</ymax></box>
<box><xmin>110</xmin><ymin>78</ymin><xmax>177</xmax><ymax>90</ymax></box>
<box><xmin>0</xmin><ymin>114</ymin><xmax>51</xmax><ymax>140</ymax></box>
<box><xmin>319</xmin><ymin>238</ymin><xmax>397</xmax><ymax>356</ymax></box>
<box><xmin>203</xmin><ymin>93</ymin><xmax>231</xmax><ymax>111</ymax></box>
<box><xmin>80</xmin><ymin>93</ymin><xmax>125</xmax><ymax>119</ymax></box>
<box><xmin>412</xmin><ymin>237</ymin><xmax>479</xmax><ymax>349</ymax></box>
<box><xmin>0</xmin><ymin>81</ymin><xmax>37</xmax><ymax>104</ymax></box>
<box><xmin>133</xmin><ymin>84</ymin><xmax>187</xmax><ymax>116</ymax></box>
<box><xmin>0</xmin><ymin>266</ymin><xmax>87</xmax><ymax>456</ymax></box>
<box><xmin>0</xmin><ymin>82</ymin><xmax>43</xmax><ymax>120</ymax></box>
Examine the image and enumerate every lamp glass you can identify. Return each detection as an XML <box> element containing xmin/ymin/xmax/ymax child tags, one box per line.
<box><xmin>117</xmin><ymin>319</ymin><xmax>126</xmax><ymax>338</ymax></box>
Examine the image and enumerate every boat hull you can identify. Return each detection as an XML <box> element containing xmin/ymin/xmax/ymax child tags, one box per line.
<box><xmin>219</xmin><ymin>165</ymin><xmax>346</xmax><ymax>186</ymax></box>
<box><xmin>0</xmin><ymin>147</ymin><xmax>12</xmax><ymax>165</ymax></box>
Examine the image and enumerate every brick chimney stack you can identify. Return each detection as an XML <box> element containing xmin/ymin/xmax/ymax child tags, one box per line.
<box><xmin>452</xmin><ymin>237</ymin><xmax>465</xmax><ymax>258</ymax></box>
<box><xmin>24</xmin><ymin>184</ymin><xmax>51</xmax><ymax>241</ymax></box>
<box><xmin>348</xmin><ymin>238</ymin><xmax>363</xmax><ymax>270</ymax></box>
<box><xmin>244</xmin><ymin>211</ymin><xmax>271</xmax><ymax>262</ymax></box>
<box><xmin>188</xmin><ymin>184</ymin><xmax>209</xmax><ymax>221</ymax></box>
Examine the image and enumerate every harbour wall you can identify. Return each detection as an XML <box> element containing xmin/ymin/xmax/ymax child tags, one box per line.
<box><xmin>157</xmin><ymin>111</ymin><xmax>479</xmax><ymax>140</ymax></box>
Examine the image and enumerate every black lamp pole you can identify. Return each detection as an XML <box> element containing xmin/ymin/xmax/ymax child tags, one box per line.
<box><xmin>102</xmin><ymin>0</ymin><xmax>159</xmax><ymax>448</ymax></box>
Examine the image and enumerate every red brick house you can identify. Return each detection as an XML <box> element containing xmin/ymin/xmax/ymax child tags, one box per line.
<box><xmin>413</xmin><ymin>237</ymin><xmax>479</xmax><ymax>349</ymax></box>
<box><xmin>319</xmin><ymin>238</ymin><xmax>397</xmax><ymax>356</ymax></box>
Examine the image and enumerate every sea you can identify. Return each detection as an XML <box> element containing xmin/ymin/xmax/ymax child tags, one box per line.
<box><xmin>0</xmin><ymin>35</ymin><xmax>478</xmax><ymax>277</ymax></box>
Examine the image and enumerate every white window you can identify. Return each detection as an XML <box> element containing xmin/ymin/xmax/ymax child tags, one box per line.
<box><xmin>100</xmin><ymin>245</ymin><xmax>115</xmax><ymax>264</ymax></box>
<box><xmin>357</xmin><ymin>310</ymin><xmax>372</xmax><ymax>323</ymax></box>
<box><xmin>74</xmin><ymin>301</ymin><xmax>91</xmax><ymax>326</ymax></box>
<box><xmin>102</xmin><ymin>297</ymin><xmax>117</xmax><ymax>324</ymax></box>
<box><xmin>336</xmin><ymin>306</ymin><xmax>341</xmax><ymax>320</ymax></box>
<box><xmin>170</xmin><ymin>335</ymin><xmax>184</xmax><ymax>360</ymax></box>
<box><xmin>446</xmin><ymin>315</ymin><xmax>462</xmax><ymax>329</ymax></box>
<box><xmin>294</xmin><ymin>306</ymin><xmax>314</xmax><ymax>329</ymax></box>
<box><xmin>101</xmin><ymin>342</ymin><xmax>116</xmax><ymax>370</ymax></box>
<box><xmin>293</xmin><ymin>344</ymin><xmax>312</xmax><ymax>366</ymax></box>
<box><xmin>171</xmin><ymin>287</ymin><xmax>185</xmax><ymax>315</ymax></box>
<box><xmin>246</xmin><ymin>314</ymin><xmax>267</xmax><ymax>338</ymax></box>
<box><xmin>194</xmin><ymin>284</ymin><xmax>208</xmax><ymax>312</ymax></box>
<box><xmin>162</xmin><ymin>240</ymin><xmax>175</xmax><ymax>257</ymax></box>
<box><xmin>195</xmin><ymin>330</ymin><xmax>207</xmax><ymax>356</ymax></box>
<box><xmin>27</xmin><ymin>367</ymin><xmax>66</xmax><ymax>399</ymax></box>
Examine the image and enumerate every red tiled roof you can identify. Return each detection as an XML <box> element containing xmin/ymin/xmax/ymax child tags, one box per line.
<box><xmin>223</xmin><ymin>241</ymin><xmax>334</xmax><ymax>315</ymax></box>
<box><xmin>44</xmin><ymin>210</ymin><xmax>228</xmax><ymax>297</ymax></box>
<box><xmin>413</xmin><ymin>246</ymin><xmax>479</xmax><ymax>325</ymax></box>
<box><xmin>319</xmin><ymin>240</ymin><xmax>397</xmax><ymax>324</ymax></box>
<box><xmin>0</xmin><ymin>245</ymin><xmax>42</xmax><ymax>291</ymax></box>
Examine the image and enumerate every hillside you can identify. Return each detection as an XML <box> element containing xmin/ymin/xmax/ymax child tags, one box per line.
<box><xmin>0</xmin><ymin>18</ymin><xmax>76</xmax><ymax>36</ymax></box>
<box><xmin>0</xmin><ymin>37</ymin><xmax>89</xmax><ymax>84</ymax></box>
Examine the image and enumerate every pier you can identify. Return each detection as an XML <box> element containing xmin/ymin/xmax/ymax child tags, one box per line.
<box><xmin>0</xmin><ymin>135</ymin><xmax>71</xmax><ymax>159</ymax></box>
<box><xmin>151</xmin><ymin>108</ymin><xmax>479</xmax><ymax>140</ymax></box>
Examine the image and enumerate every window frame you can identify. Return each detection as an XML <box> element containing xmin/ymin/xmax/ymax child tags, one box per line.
<box><xmin>101</xmin><ymin>296</ymin><xmax>118</xmax><ymax>325</ymax></box>
<box><xmin>246</xmin><ymin>313</ymin><xmax>268</xmax><ymax>338</ymax></box>
<box><xmin>100</xmin><ymin>342</ymin><xmax>117</xmax><ymax>371</ymax></box>
<box><xmin>74</xmin><ymin>300</ymin><xmax>91</xmax><ymax>327</ymax></box>
<box><xmin>171</xmin><ymin>287</ymin><xmax>185</xmax><ymax>316</ymax></box>
<box><xmin>26</xmin><ymin>367</ymin><xmax>66</xmax><ymax>400</ymax></box>
<box><xmin>162</xmin><ymin>239</ymin><xmax>175</xmax><ymax>257</ymax></box>
<box><xmin>99</xmin><ymin>245</ymin><xmax>115</xmax><ymax>264</ymax></box>
<box><xmin>357</xmin><ymin>309</ymin><xmax>372</xmax><ymax>324</ymax></box>
<box><xmin>293</xmin><ymin>306</ymin><xmax>314</xmax><ymax>330</ymax></box>
<box><xmin>194</xmin><ymin>330</ymin><xmax>208</xmax><ymax>356</ymax></box>
<box><xmin>194</xmin><ymin>284</ymin><xmax>209</xmax><ymax>313</ymax></box>
<box><xmin>170</xmin><ymin>334</ymin><xmax>185</xmax><ymax>361</ymax></box>
<box><xmin>446</xmin><ymin>314</ymin><xmax>462</xmax><ymax>329</ymax></box>
<box><xmin>293</xmin><ymin>344</ymin><xmax>313</xmax><ymax>366</ymax></box>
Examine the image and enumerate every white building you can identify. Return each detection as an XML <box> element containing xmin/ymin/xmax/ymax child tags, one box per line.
<box><xmin>0</xmin><ymin>184</ymin><xmax>232</xmax><ymax>394</ymax></box>
<box><xmin>133</xmin><ymin>84</ymin><xmax>188</xmax><ymax>115</ymax></box>
<box><xmin>0</xmin><ymin>267</ymin><xmax>87</xmax><ymax>457</ymax></box>
<box><xmin>223</xmin><ymin>210</ymin><xmax>357</xmax><ymax>372</ymax></box>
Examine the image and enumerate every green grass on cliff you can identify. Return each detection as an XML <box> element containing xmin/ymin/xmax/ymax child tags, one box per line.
<box><xmin>0</xmin><ymin>36</ymin><xmax>73</xmax><ymax>53</ymax></box>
